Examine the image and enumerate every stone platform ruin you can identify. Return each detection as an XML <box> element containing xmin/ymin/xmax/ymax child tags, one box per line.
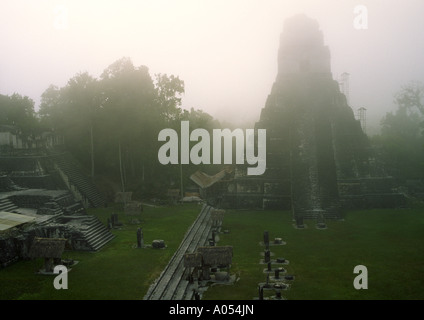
<box><xmin>0</xmin><ymin>143</ymin><xmax>113</xmax><ymax>267</ymax></box>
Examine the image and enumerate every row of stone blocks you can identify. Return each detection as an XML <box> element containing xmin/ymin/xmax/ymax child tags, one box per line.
<box><xmin>143</xmin><ymin>205</ymin><xmax>214</xmax><ymax>300</ymax></box>
<box><xmin>164</xmin><ymin>206</ymin><xmax>214</xmax><ymax>300</ymax></box>
<box><xmin>257</xmin><ymin>231</ymin><xmax>293</xmax><ymax>300</ymax></box>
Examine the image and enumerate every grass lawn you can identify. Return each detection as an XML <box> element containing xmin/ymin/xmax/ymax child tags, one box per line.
<box><xmin>0</xmin><ymin>202</ymin><xmax>203</xmax><ymax>300</ymax></box>
<box><xmin>203</xmin><ymin>206</ymin><xmax>424</xmax><ymax>300</ymax></box>
<box><xmin>1</xmin><ymin>202</ymin><xmax>423</xmax><ymax>300</ymax></box>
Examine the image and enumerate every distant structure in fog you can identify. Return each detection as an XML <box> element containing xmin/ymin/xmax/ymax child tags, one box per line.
<box><xmin>339</xmin><ymin>72</ymin><xmax>350</xmax><ymax>105</ymax></box>
<box><xmin>356</xmin><ymin>107</ymin><xmax>367</xmax><ymax>134</ymax></box>
<box><xmin>193</xmin><ymin>14</ymin><xmax>406</xmax><ymax>226</ymax></box>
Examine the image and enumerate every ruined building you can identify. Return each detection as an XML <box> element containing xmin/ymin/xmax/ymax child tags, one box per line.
<box><xmin>0</xmin><ymin>126</ymin><xmax>113</xmax><ymax>267</ymax></box>
<box><xmin>201</xmin><ymin>15</ymin><xmax>405</xmax><ymax>223</ymax></box>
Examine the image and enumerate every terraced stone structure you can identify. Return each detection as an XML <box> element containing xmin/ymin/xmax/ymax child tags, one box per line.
<box><xmin>220</xmin><ymin>14</ymin><xmax>405</xmax><ymax>221</ymax></box>
<box><xmin>0</xmin><ymin>131</ymin><xmax>113</xmax><ymax>267</ymax></box>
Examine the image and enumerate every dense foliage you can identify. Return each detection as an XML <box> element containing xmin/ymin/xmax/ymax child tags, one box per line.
<box><xmin>1</xmin><ymin>57</ymin><xmax>221</xmax><ymax>199</ymax></box>
<box><xmin>1</xmin><ymin>63</ymin><xmax>422</xmax><ymax>196</ymax></box>
<box><xmin>0</xmin><ymin>93</ymin><xmax>40</xmax><ymax>136</ymax></box>
<box><xmin>372</xmin><ymin>81</ymin><xmax>424</xmax><ymax>181</ymax></box>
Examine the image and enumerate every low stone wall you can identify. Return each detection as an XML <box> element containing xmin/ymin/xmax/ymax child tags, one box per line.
<box><xmin>340</xmin><ymin>193</ymin><xmax>407</xmax><ymax>210</ymax></box>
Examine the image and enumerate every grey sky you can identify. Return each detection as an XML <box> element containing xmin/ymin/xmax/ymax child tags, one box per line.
<box><xmin>1</xmin><ymin>0</ymin><xmax>423</xmax><ymax>132</ymax></box>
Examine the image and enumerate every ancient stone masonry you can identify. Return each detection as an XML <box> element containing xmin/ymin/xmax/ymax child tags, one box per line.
<box><xmin>0</xmin><ymin>152</ymin><xmax>106</xmax><ymax>208</ymax></box>
<box><xmin>219</xmin><ymin>14</ymin><xmax>405</xmax><ymax>222</ymax></box>
<box><xmin>257</xmin><ymin>230</ymin><xmax>292</xmax><ymax>300</ymax></box>
<box><xmin>28</xmin><ymin>237</ymin><xmax>67</xmax><ymax>273</ymax></box>
<box><xmin>144</xmin><ymin>206</ymin><xmax>233</xmax><ymax>300</ymax></box>
<box><xmin>255</xmin><ymin>15</ymin><xmax>361</xmax><ymax>221</ymax></box>
<box><xmin>0</xmin><ymin>129</ymin><xmax>112</xmax><ymax>267</ymax></box>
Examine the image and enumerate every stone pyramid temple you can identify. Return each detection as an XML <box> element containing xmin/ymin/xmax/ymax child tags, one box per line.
<box><xmin>213</xmin><ymin>14</ymin><xmax>405</xmax><ymax>225</ymax></box>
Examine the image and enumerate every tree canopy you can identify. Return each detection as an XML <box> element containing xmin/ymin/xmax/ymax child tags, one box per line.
<box><xmin>375</xmin><ymin>81</ymin><xmax>424</xmax><ymax>180</ymax></box>
<box><xmin>0</xmin><ymin>93</ymin><xmax>38</xmax><ymax>135</ymax></box>
<box><xmin>8</xmin><ymin>58</ymin><xmax>423</xmax><ymax>200</ymax></box>
<box><xmin>36</xmin><ymin>57</ymin><xmax>220</xmax><ymax>199</ymax></box>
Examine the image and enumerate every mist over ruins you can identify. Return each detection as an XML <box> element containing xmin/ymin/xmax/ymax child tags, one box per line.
<box><xmin>0</xmin><ymin>12</ymin><xmax>422</xmax><ymax>301</ymax></box>
<box><xmin>193</xmin><ymin>15</ymin><xmax>405</xmax><ymax>226</ymax></box>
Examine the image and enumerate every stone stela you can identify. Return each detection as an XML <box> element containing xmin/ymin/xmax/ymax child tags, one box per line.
<box><xmin>257</xmin><ymin>230</ymin><xmax>292</xmax><ymax>300</ymax></box>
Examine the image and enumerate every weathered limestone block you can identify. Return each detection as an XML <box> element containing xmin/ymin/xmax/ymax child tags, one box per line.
<box><xmin>152</xmin><ymin>239</ymin><xmax>166</xmax><ymax>249</ymax></box>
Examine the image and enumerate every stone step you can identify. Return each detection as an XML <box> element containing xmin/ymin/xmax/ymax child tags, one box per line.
<box><xmin>80</xmin><ymin>220</ymin><xmax>106</xmax><ymax>234</ymax></box>
<box><xmin>78</xmin><ymin>217</ymin><xmax>115</xmax><ymax>251</ymax></box>
<box><xmin>53</xmin><ymin>153</ymin><xmax>106</xmax><ymax>208</ymax></box>
<box><xmin>84</xmin><ymin>228</ymin><xmax>112</xmax><ymax>246</ymax></box>
<box><xmin>89</xmin><ymin>233</ymin><xmax>115</xmax><ymax>251</ymax></box>
<box><xmin>0</xmin><ymin>198</ymin><xmax>19</xmax><ymax>212</ymax></box>
<box><xmin>173</xmin><ymin>279</ymin><xmax>190</xmax><ymax>300</ymax></box>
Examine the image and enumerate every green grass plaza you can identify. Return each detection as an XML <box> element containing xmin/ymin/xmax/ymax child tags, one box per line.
<box><xmin>1</xmin><ymin>200</ymin><xmax>423</xmax><ymax>300</ymax></box>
